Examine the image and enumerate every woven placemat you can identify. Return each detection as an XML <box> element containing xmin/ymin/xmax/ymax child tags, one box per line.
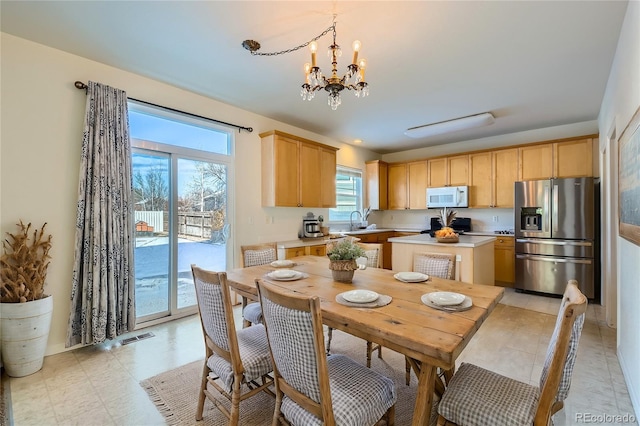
<box><xmin>335</xmin><ymin>293</ymin><xmax>392</xmax><ymax>308</ymax></box>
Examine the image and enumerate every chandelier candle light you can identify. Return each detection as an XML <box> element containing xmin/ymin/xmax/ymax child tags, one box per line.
<box><xmin>242</xmin><ymin>18</ymin><xmax>369</xmax><ymax>110</ymax></box>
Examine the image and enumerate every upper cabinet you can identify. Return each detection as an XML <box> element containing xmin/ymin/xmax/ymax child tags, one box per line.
<box><xmin>388</xmin><ymin>161</ymin><xmax>427</xmax><ymax>210</ymax></box>
<box><xmin>519</xmin><ymin>138</ymin><xmax>593</xmax><ymax>180</ymax></box>
<box><xmin>364</xmin><ymin>160</ymin><xmax>388</xmax><ymax>210</ymax></box>
<box><xmin>427</xmin><ymin>155</ymin><xmax>469</xmax><ymax>187</ymax></box>
<box><xmin>260</xmin><ymin>130</ymin><xmax>338</xmax><ymax>208</ymax></box>
<box><xmin>469</xmin><ymin>148</ymin><xmax>519</xmax><ymax>208</ymax></box>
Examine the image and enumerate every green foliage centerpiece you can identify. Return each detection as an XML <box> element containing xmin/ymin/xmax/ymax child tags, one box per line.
<box><xmin>327</xmin><ymin>238</ymin><xmax>365</xmax><ymax>283</ymax></box>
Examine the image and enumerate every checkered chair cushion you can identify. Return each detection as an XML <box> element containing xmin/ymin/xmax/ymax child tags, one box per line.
<box><xmin>243</xmin><ymin>248</ymin><xmax>276</xmax><ymax>267</ymax></box>
<box><xmin>260</xmin><ymin>296</ymin><xmax>396</xmax><ymax>426</ymax></box>
<box><xmin>194</xmin><ymin>275</ymin><xmax>231</xmax><ymax>351</ymax></box>
<box><xmin>206</xmin><ymin>324</ymin><xmax>273</xmax><ymax>392</ymax></box>
<box><xmin>363</xmin><ymin>249</ymin><xmax>380</xmax><ymax>268</ymax></box>
<box><xmin>540</xmin><ymin>302</ymin><xmax>586</xmax><ymax>402</ymax></box>
<box><xmin>243</xmin><ymin>302</ymin><xmax>263</xmax><ymax>324</ymax></box>
<box><xmin>281</xmin><ymin>354</ymin><xmax>397</xmax><ymax>426</ymax></box>
<box><xmin>260</xmin><ymin>297</ymin><xmax>322</xmax><ymax>401</ymax></box>
<box><xmin>413</xmin><ymin>254</ymin><xmax>454</xmax><ymax>279</ymax></box>
<box><xmin>438</xmin><ymin>362</ymin><xmax>540</xmax><ymax>426</ymax></box>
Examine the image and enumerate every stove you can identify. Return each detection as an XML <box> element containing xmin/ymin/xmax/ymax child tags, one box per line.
<box><xmin>421</xmin><ymin>217</ymin><xmax>472</xmax><ymax>237</ymax></box>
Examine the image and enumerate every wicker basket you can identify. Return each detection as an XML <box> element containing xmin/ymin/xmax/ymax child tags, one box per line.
<box><xmin>329</xmin><ymin>260</ymin><xmax>357</xmax><ymax>283</ymax></box>
<box><xmin>436</xmin><ymin>236</ymin><xmax>459</xmax><ymax>243</ymax></box>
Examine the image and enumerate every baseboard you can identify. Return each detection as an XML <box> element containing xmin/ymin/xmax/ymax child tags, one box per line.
<box><xmin>618</xmin><ymin>348</ymin><xmax>640</xmax><ymax>419</ymax></box>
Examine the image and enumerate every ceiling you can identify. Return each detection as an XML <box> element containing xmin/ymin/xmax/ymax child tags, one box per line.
<box><xmin>1</xmin><ymin>1</ymin><xmax>628</xmax><ymax>154</ymax></box>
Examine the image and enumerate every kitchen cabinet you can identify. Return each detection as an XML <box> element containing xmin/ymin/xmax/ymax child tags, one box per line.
<box><xmin>284</xmin><ymin>244</ymin><xmax>326</xmax><ymax>259</ymax></box>
<box><xmin>554</xmin><ymin>138</ymin><xmax>593</xmax><ymax>178</ymax></box>
<box><xmin>469</xmin><ymin>148</ymin><xmax>518</xmax><ymax>208</ymax></box>
<box><xmin>388</xmin><ymin>161</ymin><xmax>427</xmax><ymax>210</ymax></box>
<box><xmin>260</xmin><ymin>130</ymin><xmax>338</xmax><ymax>207</ymax></box>
<box><xmin>494</xmin><ymin>236</ymin><xmax>515</xmax><ymax>287</ymax></box>
<box><xmin>364</xmin><ymin>160</ymin><xmax>388</xmax><ymax>210</ymax></box>
<box><xmin>519</xmin><ymin>138</ymin><xmax>593</xmax><ymax>180</ymax></box>
<box><xmin>427</xmin><ymin>155</ymin><xmax>469</xmax><ymax>188</ymax></box>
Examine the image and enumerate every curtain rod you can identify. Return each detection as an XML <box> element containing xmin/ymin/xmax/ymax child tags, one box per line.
<box><xmin>74</xmin><ymin>81</ymin><xmax>253</xmax><ymax>133</ymax></box>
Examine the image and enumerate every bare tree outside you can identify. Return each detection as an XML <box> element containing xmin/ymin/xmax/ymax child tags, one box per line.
<box><xmin>133</xmin><ymin>166</ymin><xmax>168</xmax><ymax>211</ymax></box>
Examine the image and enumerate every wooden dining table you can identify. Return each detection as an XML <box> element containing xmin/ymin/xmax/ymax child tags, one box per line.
<box><xmin>226</xmin><ymin>256</ymin><xmax>504</xmax><ymax>426</ymax></box>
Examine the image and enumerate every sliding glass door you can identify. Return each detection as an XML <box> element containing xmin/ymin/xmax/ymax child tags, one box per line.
<box><xmin>129</xmin><ymin>101</ymin><xmax>233</xmax><ymax>323</ymax></box>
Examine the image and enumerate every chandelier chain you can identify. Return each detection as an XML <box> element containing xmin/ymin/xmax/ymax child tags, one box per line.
<box><xmin>250</xmin><ymin>24</ymin><xmax>336</xmax><ymax>56</ymax></box>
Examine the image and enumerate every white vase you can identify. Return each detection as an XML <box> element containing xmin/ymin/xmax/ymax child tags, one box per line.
<box><xmin>0</xmin><ymin>295</ymin><xmax>53</xmax><ymax>377</ymax></box>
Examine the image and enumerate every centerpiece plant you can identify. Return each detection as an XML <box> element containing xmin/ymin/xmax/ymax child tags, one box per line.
<box><xmin>327</xmin><ymin>238</ymin><xmax>365</xmax><ymax>283</ymax></box>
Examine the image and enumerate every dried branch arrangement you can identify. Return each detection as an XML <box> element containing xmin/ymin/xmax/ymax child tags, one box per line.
<box><xmin>1</xmin><ymin>221</ymin><xmax>52</xmax><ymax>303</ymax></box>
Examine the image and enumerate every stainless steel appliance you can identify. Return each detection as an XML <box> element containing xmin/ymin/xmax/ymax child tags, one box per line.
<box><xmin>514</xmin><ymin>177</ymin><xmax>597</xmax><ymax>298</ymax></box>
<box><xmin>302</xmin><ymin>213</ymin><xmax>323</xmax><ymax>238</ymax></box>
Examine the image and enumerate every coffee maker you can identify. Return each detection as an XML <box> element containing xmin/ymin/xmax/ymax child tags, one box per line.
<box><xmin>302</xmin><ymin>213</ymin><xmax>323</xmax><ymax>238</ymax></box>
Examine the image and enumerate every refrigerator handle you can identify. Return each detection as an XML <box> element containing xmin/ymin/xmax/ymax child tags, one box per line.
<box><xmin>553</xmin><ymin>184</ymin><xmax>559</xmax><ymax>233</ymax></box>
<box><xmin>543</xmin><ymin>185</ymin><xmax>550</xmax><ymax>233</ymax></box>
<box><xmin>516</xmin><ymin>254</ymin><xmax>592</xmax><ymax>264</ymax></box>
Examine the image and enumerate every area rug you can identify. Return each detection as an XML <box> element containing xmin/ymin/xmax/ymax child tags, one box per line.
<box><xmin>140</xmin><ymin>330</ymin><xmax>437</xmax><ymax>426</ymax></box>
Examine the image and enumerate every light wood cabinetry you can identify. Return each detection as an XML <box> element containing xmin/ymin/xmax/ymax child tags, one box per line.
<box><xmin>427</xmin><ymin>155</ymin><xmax>469</xmax><ymax>188</ymax></box>
<box><xmin>469</xmin><ymin>148</ymin><xmax>519</xmax><ymax>208</ymax></box>
<box><xmin>554</xmin><ymin>138</ymin><xmax>593</xmax><ymax>178</ymax></box>
<box><xmin>448</xmin><ymin>155</ymin><xmax>470</xmax><ymax>186</ymax></box>
<box><xmin>519</xmin><ymin>138</ymin><xmax>593</xmax><ymax>180</ymax></box>
<box><xmin>388</xmin><ymin>161</ymin><xmax>427</xmax><ymax>210</ymax></box>
<box><xmin>261</xmin><ymin>130</ymin><xmax>338</xmax><ymax>208</ymax></box>
<box><xmin>494</xmin><ymin>236</ymin><xmax>515</xmax><ymax>287</ymax></box>
<box><xmin>427</xmin><ymin>158</ymin><xmax>446</xmax><ymax>188</ymax></box>
<box><xmin>364</xmin><ymin>160</ymin><xmax>388</xmax><ymax>210</ymax></box>
<box><xmin>284</xmin><ymin>244</ymin><xmax>327</xmax><ymax>259</ymax></box>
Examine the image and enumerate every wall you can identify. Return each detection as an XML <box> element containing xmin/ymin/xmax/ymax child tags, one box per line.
<box><xmin>0</xmin><ymin>33</ymin><xmax>380</xmax><ymax>356</ymax></box>
<box><xmin>598</xmin><ymin>0</ymin><xmax>640</xmax><ymax>415</ymax></box>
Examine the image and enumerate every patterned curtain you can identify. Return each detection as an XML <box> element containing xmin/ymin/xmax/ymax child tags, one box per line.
<box><xmin>66</xmin><ymin>81</ymin><xmax>136</xmax><ymax>347</ymax></box>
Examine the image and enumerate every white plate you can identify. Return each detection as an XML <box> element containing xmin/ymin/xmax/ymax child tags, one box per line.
<box><xmin>270</xmin><ymin>260</ymin><xmax>294</xmax><ymax>268</ymax></box>
<box><xmin>268</xmin><ymin>269</ymin><xmax>298</xmax><ymax>279</ymax></box>
<box><xmin>395</xmin><ymin>272</ymin><xmax>429</xmax><ymax>282</ymax></box>
<box><xmin>421</xmin><ymin>294</ymin><xmax>473</xmax><ymax>312</ymax></box>
<box><xmin>341</xmin><ymin>290</ymin><xmax>379</xmax><ymax>304</ymax></box>
<box><xmin>427</xmin><ymin>291</ymin><xmax>466</xmax><ymax>306</ymax></box>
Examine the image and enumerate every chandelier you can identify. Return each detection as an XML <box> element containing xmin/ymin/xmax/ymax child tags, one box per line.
<box><xmin>242</xmin><ymin>18</ymin><xmax>369</xmax><ymax>110</ymax></box>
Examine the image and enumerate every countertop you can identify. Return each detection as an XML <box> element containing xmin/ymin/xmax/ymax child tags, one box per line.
<box><xmin>387</xmin><ymin>233</ymin><xmax>496</xmax><ymax>248</ymax></box>
<box><xmin>276</xmin><ymin>229</ymin><xmax>509</xmax><ymax>249</ymax></box>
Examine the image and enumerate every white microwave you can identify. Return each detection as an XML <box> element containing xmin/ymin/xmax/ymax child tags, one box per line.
<box><xmin>426</xmin><ymin>186</ymin><xmax>469</xmax><ymax>208</ymax></box>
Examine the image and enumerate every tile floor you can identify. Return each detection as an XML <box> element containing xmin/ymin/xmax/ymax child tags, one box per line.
<box><xmin>4</xmin><ymin>289</ymin><xmax>638</xmax><ymax>426</ymax></box>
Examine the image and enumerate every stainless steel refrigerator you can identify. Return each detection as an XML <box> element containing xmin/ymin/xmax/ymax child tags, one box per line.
<box><xmin>514</xmin><ymin>177</ymin><xmax>597</xmax><ymax>298</ymax></box>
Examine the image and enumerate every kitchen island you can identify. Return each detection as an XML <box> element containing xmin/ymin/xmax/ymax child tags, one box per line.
<box><xmin>389</xmin><ymin>234</ymin><xmax>496</xmax><ymax>285</ymax></box>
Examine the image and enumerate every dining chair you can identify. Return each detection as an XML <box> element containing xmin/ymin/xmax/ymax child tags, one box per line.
<box><xmin>191</xmin><ymin>265</ymin><xmax>274</xmax><ymax>425</ymax></box>
<box><xmin>436</xmin><ymin>280</ymin><xmax>587</xmax><ymax>426</ymax></box>
<box><xmin>356</xmin><ymin>242</ymin><xmax>383</xmax><ymax>268</ymax></box>
<box><xmin>256</xmin><ymin>278</ymin><xmax>397</xmax><ymax>426</ymax></box>
<box><xmin>413</xmin><ymin>252</ymin><xmax>456</xmax><ymax>281</ymax></box>
<box><xmin>240</xmin><ymin>242</ymin><xmax>278</xmax><ymax>327</ymax></box>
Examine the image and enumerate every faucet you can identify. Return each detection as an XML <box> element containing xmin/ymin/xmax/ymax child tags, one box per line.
<box><xmin>350</xmin><ymin>210</ymin><xmax>363</xmax><ymax>231</ymax></box>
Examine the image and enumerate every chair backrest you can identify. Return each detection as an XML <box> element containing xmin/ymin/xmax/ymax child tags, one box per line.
<box><xmin>256</xmin><ymin>279</ymin><xmax>335</xmax><ymax>423</ymax></box>
<box><xmin>413</xmin><ymin>252</ymin><xmax>456</xmax><ymax>279</ymax></box>
<box><xmin>536</xmin><ymin>280</ymin><xmax>587</xmax><ymax>425</ymax></box>
<box><xmin>241</xmin><ymin>242</ymin><xmax>277</xmax><ymax>267</ymax></box>
<box><xmin>356</xmin><ymin>242</ymin><xmax>383</xmax><ymax>268</ymax></box>
<box><xmin>191</xmin><ymin>265</ymin><xmax>242</xmax><ymax>373</ymax></box>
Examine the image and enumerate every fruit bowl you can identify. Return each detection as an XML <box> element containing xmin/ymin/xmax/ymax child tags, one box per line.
<box><xmin>436</xmin><ymin>235</ymin><xmax>459</xmax><ymax>243</ymax></box>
